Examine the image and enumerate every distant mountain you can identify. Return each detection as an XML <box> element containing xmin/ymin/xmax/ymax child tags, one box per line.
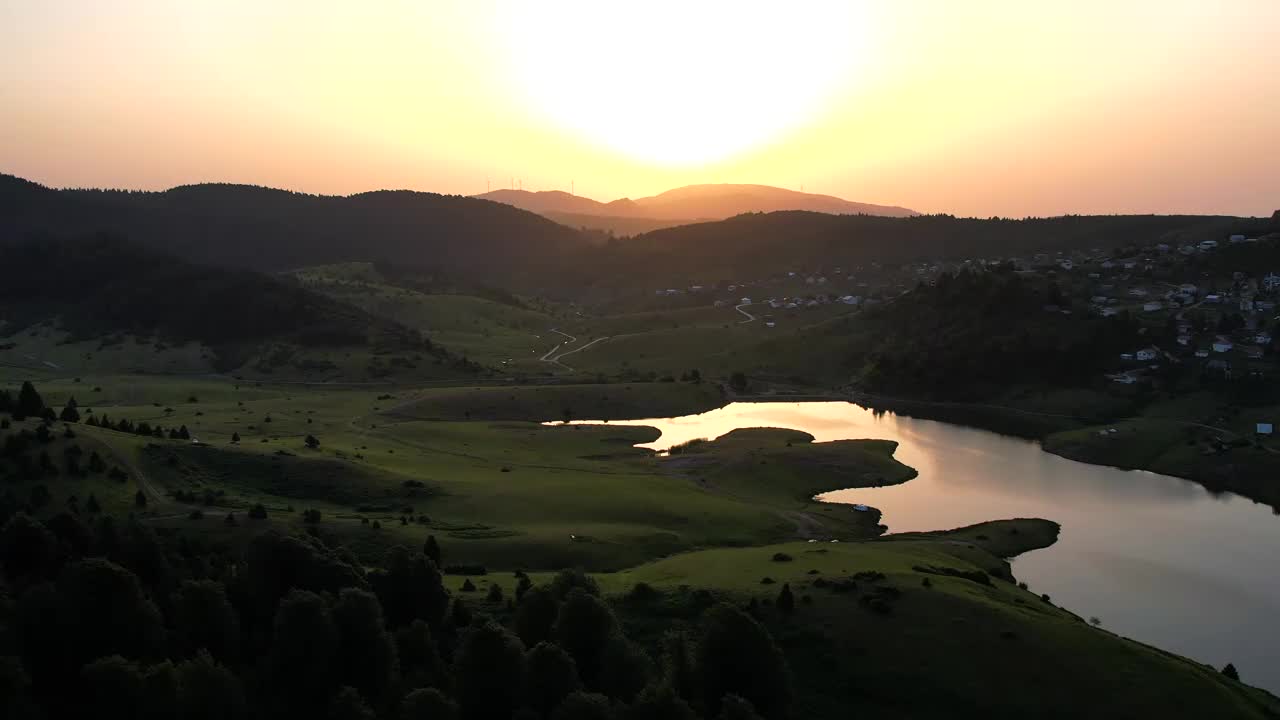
<box><xmin>474</xmin><ymin>183</ymin><xmax>916</xmax><ymax>234</ymax></box>
<box><xmin>628</xmin><ymin>184</ymin><xmax>918</xmax><ymax>220</ymax></box>
<box><xmin>0</xmin><ymin>174</ymin><xmax>588</xmax><ymax>289</ymax></box>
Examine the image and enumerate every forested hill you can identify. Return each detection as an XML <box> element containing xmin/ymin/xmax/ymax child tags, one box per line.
<box><xmin>0</xmin><ymin>235</ymin><xmax>432</xmax><ymax>354</ymax></box>
<box><xmin>759</xmin><ymin>269</ymin><xmax>1138</xmax><ymax>399</ymax></box>
<box><xmin>586</xmin><ymin>211</ymin><xmax>1268</xmax><ymax>289</ymax></box>
<box><xmin>0</xmin><ymin>174</ymin><xmax>589</xmax><ymax>289</ymax></box>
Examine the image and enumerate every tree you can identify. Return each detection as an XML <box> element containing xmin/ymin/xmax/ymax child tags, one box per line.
<box><xmin>424</xmin><ymin>535</ymin><xmax>442</xmax><ymax>567</ymax></box>
<box><xmin>776</xmin><ymin>583</ymin><xmax>795</xmax><ymax>614</ymax></box>
<box><xmin>717</xmin><ymin>695</ymin><xmax>765</xmax><ymax>720</ymax></box>
<box><xmin>177</xmin><ymin>425</ymin><xmax>190</xmax><ymax>440</ymax></box>
<box><xmin>525</xmin><ymin>642</ymin><xmax>581</xmax><ymax>717</ymax></box>
<box><xmin>15</xmin><ymin>381</ymin><xmax>45</xmax><ymax>419</ymax></box>
<box><xmin>59</xmin><ymin>559</ymin><xmax>165</xmax><ymax>666</ymax></box>
<box><xmin>551</xmin><ymin>692</ymin><xmax>614</xmax><ymax>720</ymax></box>
<box><xmin>135</xmin><ymin>490</ymin><xmax>148</xmax><ymax>509</ymax></box>
<box><xmin>599</xmin><ymin>636</ymin><xmax>649</xmax><ymax>703</ymax></box>
<box><xmin>395</xmin><ymin>620</ymin><xmax>449</xmax><ymax>694</ymax></box>
<box><xmin>175</xmin><ymin>651</ymin><xmax>247</xmax><ymax>720</ymax></box>
<box><xmin>248</xmin><ymin>503</ymin><xmax>268</xmax><ymax>519</ymax></box>
<box><xmin>452</xmin><ymin>598</ymin><xmax>474</xmax><ymax>628</ymax></box>
<box><xmin>486</xmin><ymin>582</ymin><xmax>504</xmax><ymax>603</ymax></box>
<box><xmin>549</xmin><ymin>569</ymin><xmax>600</xmax><ymax>600</ymax></box>
<box><xmin>1223</xmin><ymin>663</ymin><xmax>1240</xmax><ymax>681</ymax></box>
<box><xmin>172</xmin><ymin>580</ymin><xmax>240</xmax><ymax>663</ymax></box>
<box><xmin>231</xmin><ymin>432</ymin><xmax>240</xmax><ymax>444</ymax></box>
<box><xmin>0</xmin><ymin>513</ymin><xmax>58</xmax><ymax>583</ymax></box>
<box><xmin>453</xmin><ymin>621</ymin><xmax>526</xmax><ymax>720</ymax></box>
<box><xmin>659</xmin><ymin>632</ymin><xmax>696</xmax><ymax>706</ymax></box>
<box><xmin>400</xmin><ymin>688</ymin><xmax>458</xmax><ymax>720</ymax></box>
<box><xmin>59</xmin><ymin>397</ymin><xmax>80</xmax><ymax>423</ymax></box>
<box><xmin>516</xmin><ymin>586</ymin><xmax>560</xmax><ymax>650</ymax></box>
<box><xmin>728</xmin><ymin>372</ymin><xmax>748</xmax><ymax>393</ymax></box>
<box><xmin>695</xmin><ymin>604</ymin><xmax>792</xmax><ymax>720</ymax></box>
<box><xmin>82</xmin><ymin>655</ymin><xmax>145</xmax><ymax>717</ymax></box>
<box><xmin>370</xmin><ymin>545</ymin><xmax>449</xmax><ymax>630</ymax></box>
<box><xmin>306</xmin><ymin>434</ymin><xmax>320</xmax><ymax>449</ymax></box>
<box><xmin>333</xmin><ymin>588</ymin><xmax>399</xmax><ymax>707</ymax></box>
<box><xmin>327</xmin><ymin>686</ymin><xmax>376</xmax><ymax>720</ymax></box>
<box><xmin>553</xmin><ymin>589</ymin><xmax>619</xmax><ymax>690</ymax></box>
<box><xmin>267</xmin><ymin>589</ymin><xmax>339</xmax><ymax>715</ymax></box>
<box><xmin>623</xmin><ymin>684</ymin><xmax>697</xmax><ymax>720</ymax></box>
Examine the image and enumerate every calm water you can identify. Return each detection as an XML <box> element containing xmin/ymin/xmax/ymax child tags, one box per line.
<box><xmin>575</xmin><ymin>401</ymin><xmax>1280</xmax><ymax>694</ymax></box>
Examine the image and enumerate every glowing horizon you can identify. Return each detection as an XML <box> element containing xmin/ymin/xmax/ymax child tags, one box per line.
<box><xmin>1</xmin><ymin>1</ymin><xmax>1277</xmax><ymax>217</ymax></box>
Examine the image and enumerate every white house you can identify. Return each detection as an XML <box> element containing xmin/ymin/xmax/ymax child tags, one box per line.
<box><xmin>1204</xmin><ymin>294</ymin><xmax>1222</xmax><ymax>304</ymax></box>
<box><xmin>1136</xmin><ymin>348</ymin><xmax>1159</xmax><ymax>361</ymax></box>
<box><xmin>1258</xmin><ymin>423</ymin><xmax>1274</xmax><ymax>436</ymax></box>
<box><xmin>1142</xmin><ymin>302</ymin><xmax>1163</xmax><ymax>312</ymax></box>
<box><xmin>1264</xmin><ymin>274</ymin><xmax>1280</xmax><ymax>292</ymax></box>
<box><xmin>1195</xmin><ymin>348</ymin><xmax>1210</xmax><ymax>358</ymax></box>
<box><xmin>1212</xmin><ymin>339</ymin><xmax>1234</xmax><ymax>353</ymax></box>
<box><xmin>1177</xmin><ymin>335</ymin><xmax>1191</xmax><ymax>346</ymax></box>
<box><xmin>1128</xmin><ymin>288</ymin><xmax>1148</xmax><ymax>297</ymax></box>
<box><xmin>1256</xmin><ymin>332</ymin><xmax>1273</xmax><ymax>345</ymax></box>
<box><xmin>1199</xmin><ymin>240</ymin><xmax>1219</xmax><ymax>251</ymax></box>
<box><xmin>1229</xmin><ymin>234</ymin><xmax>1246</xmax><ymax>244</ymax></box>
<box><xmin>739</xmin><ymin>297</ymin><xmax>752</xmax><ymax>305</ymax></box>
<box><xmin>1179</xmin><ymin>283</ymin><xmax>1198</xmax><ymax>294</ymax></box>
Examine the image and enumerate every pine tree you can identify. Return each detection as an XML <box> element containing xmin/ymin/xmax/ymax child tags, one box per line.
<box><xmin>15</xmin><ymin>381</ymin><xmax>45</xmax><ymax>419</ymax></box>
<box><xmin>776</xmin><ymin>583</ymin><xmax>795</xmax><ymax>614</ymax></box>
<box><xmin>424</xmin><ymin>534</ymin><xmax>442</xmax><ymax>567</ymax></box>
<box><xmin>59</xmin><ymin>397</ymin><xmax>80</xmax><ymax>423</ymax></box>
<box><xmin>135</xmin><ymin>490</ymin><xmax>148</xmax><ymax>509</ymax></box>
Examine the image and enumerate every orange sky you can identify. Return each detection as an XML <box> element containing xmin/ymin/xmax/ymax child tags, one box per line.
<box><xmin>1</xmin><ymin>1</ymin><xmax>1277</xmax><ymax>217</ymax></box>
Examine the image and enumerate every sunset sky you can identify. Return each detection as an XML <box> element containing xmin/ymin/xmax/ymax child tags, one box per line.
<box><xmin>2</xmin><ymin>1</ymin><xmax>1277</xmax><ymax>217</ymax></box>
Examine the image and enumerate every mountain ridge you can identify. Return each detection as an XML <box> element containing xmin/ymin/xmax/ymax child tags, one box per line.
<box><xmin>474</xmin><ymin>182</ymin><xmax>918</xmax><ymax>233</ymax></box>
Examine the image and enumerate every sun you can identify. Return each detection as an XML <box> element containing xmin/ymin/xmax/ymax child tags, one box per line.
<box><xmin>496</xmin><ymin>1</ymin><xmax>869</xmax><ymax>166</ymax></box>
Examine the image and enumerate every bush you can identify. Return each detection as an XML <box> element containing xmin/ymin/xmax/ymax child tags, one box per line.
<box><xmin>486</xmin><ymin>583</ymin><xmax>504</xmax><ymax>602</ymax></box>
<box><xmin>769</xmin><ymin>552</ymin><xmax>792</xmax><ymax>563</ymax></box>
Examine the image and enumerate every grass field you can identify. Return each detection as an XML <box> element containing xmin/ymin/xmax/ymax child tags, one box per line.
<box><xmin>2</xmin><ymin>375</ymin><xmax>912</xmax><ymax>570</ymax></box>
<box><xmin>574</xmin><ymin>534</ymin><xmax>1280</xmax><ymax>719</ymax></box>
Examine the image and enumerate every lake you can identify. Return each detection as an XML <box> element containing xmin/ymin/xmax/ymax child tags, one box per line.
<box><xmin>576</xmin><ymin>401</ymin><xmax>1280</xmax><ymax>694</ymax></box>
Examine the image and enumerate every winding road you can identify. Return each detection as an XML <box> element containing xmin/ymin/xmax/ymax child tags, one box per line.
<box><xmin>734</xmin><ymin>303</ymin><xmax>757</xmax><ymax>324</ymax></box>
<box><xmin>539</xmin><ymin>329</ymin><xmax>610</xmax><ymax>372</ymax></box>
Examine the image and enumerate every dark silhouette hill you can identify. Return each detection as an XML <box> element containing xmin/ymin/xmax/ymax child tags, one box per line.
<box><xmin>575</xmin><ymin>211</ymin><xmax>1268</xmax><ymax>292</ymax></box>
<box><xmin>0</xmin><ymin>234</ymin><xmax>438</xmax><ymax>362</ymax></box>
<box><xmin>0</xmin><ymin>174</ymin><xmax>587</xmax><ymax>287</ymax></box>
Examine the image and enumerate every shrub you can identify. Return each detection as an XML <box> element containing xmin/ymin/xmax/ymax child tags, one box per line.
<box><xmin>770</xmin><ymin>552</ymin><xmax>792</xmax><ymax>563</ymax></box>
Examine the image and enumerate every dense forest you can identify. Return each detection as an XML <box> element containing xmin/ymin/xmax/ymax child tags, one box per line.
<box><xmin>780</xmin><ymin>269</ymin><xmax>1137</xmax><ymax>399</ymax></box>
<box><xmin>0</xmin><ymin>235</ymin><xmax>440</xmax><ymax>359</ymax></box>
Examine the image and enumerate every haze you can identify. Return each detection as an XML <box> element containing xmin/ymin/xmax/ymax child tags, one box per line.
<box><xmin>2</xmin><ymin>0</ymin><xmax>1277</xmax><ymax>217</ymax></box>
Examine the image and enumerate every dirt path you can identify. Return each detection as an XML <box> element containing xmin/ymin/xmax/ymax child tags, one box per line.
<box><xmin>734</xmin><ymin>303</ymin><xmax>757</xmax><ymax>323</ymax></box>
